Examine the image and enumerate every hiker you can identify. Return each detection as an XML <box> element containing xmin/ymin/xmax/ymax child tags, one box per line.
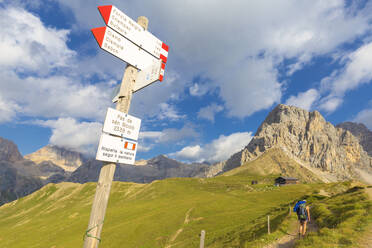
<box><xmin>293</xmin><ymin>199</ymin><xmax>310</xmax><ymax>237</ymax></box>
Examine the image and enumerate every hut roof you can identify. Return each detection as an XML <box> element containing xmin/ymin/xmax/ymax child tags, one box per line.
<box><xmin>275</xmin><ymin>177</ymin><xmax>298</xmax><ymax>181</ymax></box>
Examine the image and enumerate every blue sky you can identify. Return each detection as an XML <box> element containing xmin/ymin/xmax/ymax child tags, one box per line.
<box><xmin>1</xmin><ymin>0</ymin><xmax>372</xmax><ymax>163</ymax></box>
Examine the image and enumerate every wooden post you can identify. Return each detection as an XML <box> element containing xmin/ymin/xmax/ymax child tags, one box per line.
<box><xmin>83</xmin><ymin>16</ymin><xmax>149</xmax><ymax>248</ymax></box>
<box><xmin>200</xmin><ymin>230</ymin><xmax>205</xmax><ymax>248</ymax></box>
<box><xmin>267</xmin><ymin>215</ymin><xmax>270</xmax><ymax>234</ymax></box>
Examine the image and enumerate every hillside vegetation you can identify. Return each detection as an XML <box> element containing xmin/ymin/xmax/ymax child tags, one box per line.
<box><xmin>0</xmin><ymin>175</ymin><xmax>316</xmax><ymax>248</ymax></box>
<box><xmin>296</xmin><ymin>184</ymin><xmax>372</xmax><ymax>247</ymax></box>
<box><xmin>0</xmin><ymin>170</ymin><xmax>371</xmax><ymax>247</ymax></box>
<box><xmin>223</xmin><ymin>148</ymin><xmax>323</xmax><ymax>183</ymax></box>
<box><xmin>0</xmin><ymin>145</ymin><xmax>372</xmax><ymax>248</ymax></box>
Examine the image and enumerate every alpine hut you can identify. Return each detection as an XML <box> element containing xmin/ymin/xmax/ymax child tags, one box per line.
<box><xmin>274</xmin><ymin>177</ymin><xmax>299</xmax><ymax>186</ymax></box>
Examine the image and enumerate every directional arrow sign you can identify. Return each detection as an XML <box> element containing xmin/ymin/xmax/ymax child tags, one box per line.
<box><xmin>92</xmin><ymin>26</ymin><xmax>159</xmax><ymax>70</ymax></box>
<box><xmin>133</xmin><ymin>59</ymin><xmax>165</xmax><ymax>92</ymax></box>
<box><xmin>98</xmin><ymin>5</ymin><xmax>169</xmax><ymax>63</ymax></box>
<box><xmin>103</xmin><ymin>107</ymin><xmax>141</xmax><ymax>140</ymax></box>
<box><xmin>96</xmin><ymin>133</ymin><xmax>137</xmax><ymax>165</ymax></box>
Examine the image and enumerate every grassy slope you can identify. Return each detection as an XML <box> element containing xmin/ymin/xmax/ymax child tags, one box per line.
<box><xmin>296</xmin><ymin>185</ymin><xmax>372</xmax><ymax>247</ymax></box>
<box><xmin>223</xmin><ymin>148</ymin><xmax>323</xmax><ymax>183</ymax></box>
<box><xmin>0</xmin><ymin>176</ymin><xmax>316</xmax><ymax>248</ymax></box>
<box><xmin>0</xmin><ymin>148</ymin><xmax>370</xmax><ymax>248</ymax></box>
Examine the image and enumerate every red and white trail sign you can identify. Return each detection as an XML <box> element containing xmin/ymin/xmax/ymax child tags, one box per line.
<box><xmin>96</xmin><ymin>132</ymin><xmax>137</xmax><ymax>165</ymax></box>
<box><xmin>133</xmin><ymin>59</ymin><xmax>165</xmax><ymax>92</ymax></box>
<box><xmin>92</xmin><ymin>26</ymin><xmax>159</xmax><ymax>70</ymax></box>
<box><xmin>98</xmin><ymin>5</ymin><xmax>169</xmax><ymax>63</ymax></box>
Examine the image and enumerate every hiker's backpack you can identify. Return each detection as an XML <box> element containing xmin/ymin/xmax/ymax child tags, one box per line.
<box><xmin>297</xmin><ymin>203</ymin><xmax>307</xmax><ymax>220</ymax></box>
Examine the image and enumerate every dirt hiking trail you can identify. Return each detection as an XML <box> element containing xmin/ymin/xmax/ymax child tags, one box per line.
<box><xmin>358</xmin><ymin>187</ymin><xmax>372</xmax><ymax>248</ymax></box>
<box><xmin>264</xmin><ymin>215</ymin><xmax>317</xmax><ymax>248</ymax></box>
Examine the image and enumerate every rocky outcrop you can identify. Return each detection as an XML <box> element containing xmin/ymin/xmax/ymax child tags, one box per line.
<box><xmin>209</xmin><ymin>104</ymin><xmax>372</xmax><ymax>182</ymax></box>
<box><xmin>0</xmin><ymin>137</ymin><xmax>23</xmax><ymax>162</ymax></box>
<box><xmin>0</xmin><ymin>138</ymin><xmax>43</xmax><ymax>205</ymax></box>
<box><xmin>337</xmin><ymin>122</ymin><xmax>372</xmax><ymax>157</ymax></box>
<box><xmin>0</xmin><ymin>161</ymin><xmax>43</xmax><ymax>204</ymax></box>
<box><xmin>25</xmin><ymin>145</ymin><xmax>84</xmax><ymax>172</ymax></box>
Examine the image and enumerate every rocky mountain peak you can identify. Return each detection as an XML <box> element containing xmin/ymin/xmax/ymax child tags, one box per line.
<box><xmin>0</xmin><ymin>137</ymin><xmax>24</xmax><ymax>162</ymax></box>
<box><xmin>25</xmin><ymin>145</ymin><xmax>84</xmax><ymax>172</ymax></box>
<box><xmin>261</xmin><ymin>104</ymin><xmax>325</xmax><ymax>127</ymax></box>
<box><xmin>214</xmin><ymin>104</ymin><xmax>372</xmax><ymax>183</ymax></box>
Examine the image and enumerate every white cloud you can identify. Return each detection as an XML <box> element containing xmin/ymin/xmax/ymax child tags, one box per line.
<box><xmin>0</xmin><ymin>7</ymin><xmax>75</xmax><ymax>74</ymax></box>
<box><xmin>197</xmin><ymin>103</ymin><xmax>224</xmax><ymax>122</ymax></box>
<box><xmin>0</xmin><ymin>6</ymin><xmax>116</xmax><ymax>122</ymax></box>
<box><xmin>172</xmin><ymin>145</ymin><xmax>202</xmax><ymax>160</ymax></box>
<box><xmin>319</xmin><ymin>97</ymin><xmax>343</xmax><ymax>113</ymax></box>
<box><xmin>219</xmin><ymin>57</ymin><xmax>282</xmax><ymax>117</ymax></box>
<box><xmin>285</xmin><ymin>89</ymin><xmax>319</xmax><ymax>111</ymax></box>
<box><xmin>157</xmin><ymin>103</ymin><xmax>186</xmax><ymax>121</ymax></box>
<box><xmin>0</xmin><ymin>96</ymin><xmax>20</xmax><ymax>123</ymax></box>
<box><xmin>51</xmin><ymin>0</ymin><xmax>372</xmax><ymax>118</ymax></box>
<box><xmin>139</xmin><ymin>131</ymin><xmax>162</xmax><ymax>140</ymax></box>
<box><xmin>35</xmin><ymin>118</ymin><xmax>102</xmax><ymax>155</ymax></box>
<box><xmin>319</xmin><ymin>42</ymin><xmax>372</xmax><ymax>112</ymax></box>
<box><xmin>140</xmin><ymin>125</ymin><xmax>198</xmax><ymax>144</ymax></box>
<box><xmin>138</xmin><ymin>125</ymin><xmax>199</xmax><ymax>153</ymax></box>
<box><xmin>354</xmin><ymin>108</ymin><xmax>372</xmax><ymax>130</ymax></box>
<box><xmin>2</xmin><ymin>1</ymin><xmax>372</xmax><ymax>133</ymax></box>
<box><xmin>325</xmin><ymin>42</ymin><xmax>372</xmax><ymax>95</ymax></box>
<box><xmin>0</xmin><ymin>70</ymin><xmax>113</xmax><ymax>121</ymax></box>
<box><xmin>170</xmin><ymin>132</ymin><xmax>253</xmax><ymax>163</ymax></box>
<box><xmin>130</xmin><ymin>71</ymin><xmax>187</xmax><ymax>121</ymax></box>
<box><xmin>137</xmin><ymin>144</ymin><xmax>152</xmax><ymax>152</ymax></box>
<box><xmin>189</xmin><ymin>83</ymin><xmax>210</xmax><ymax>97</ymax></box>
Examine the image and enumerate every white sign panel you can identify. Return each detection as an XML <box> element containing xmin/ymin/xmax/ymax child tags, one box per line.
<box><xmin>133</xmin><ymin>59</ymin><xmax>164</xmax><ymax>92</ymax></box>
<box><xmin>98</xmin><ymin>5</ymin><xmax>169</xmax><ymax>63</ymax></box>
<box><xmin>92</xmin><ymin>26</ymin><xmax>159</xmax><ymax>70</ymax></box>
<box><xmin>103</xmin><ymin>108</ymin><xmax>141</xmax><ymax>140</ymax></box>
<box><xmin>96</xmin><ymin>133</ymin><xmax>137</xmax><ymax>164</ymax></box>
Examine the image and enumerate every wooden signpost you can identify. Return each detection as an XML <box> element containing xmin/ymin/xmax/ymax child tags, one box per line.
<box><xmin>83</xmin><ymin>5</ymin><xmax>169</xmax><ymax>248</ymax></box>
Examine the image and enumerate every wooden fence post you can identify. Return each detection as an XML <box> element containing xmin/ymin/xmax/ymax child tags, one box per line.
<box><xmin>267</xmin><ymin>215</ymin><xmax>270</xmax><ymax>234</ymax></box>
<box><xmin>200</xmin><ymin>230</ymin><xmax>205</xmax><ymax>248</ymax></box>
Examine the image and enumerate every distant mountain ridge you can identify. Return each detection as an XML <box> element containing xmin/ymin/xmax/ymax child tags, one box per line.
<box><xmin>25</xmin><ymin>145</ymin><xmax>85</xmax><ymax>172</ymax></box>
<box><xmin>0</xmin><ymin>139</ymin><xmax>210</xmax><ymax>205</ymax></box>
<box><xmin>69</xmin><ymin>155</ymin><xmax>209</xmax><ymax>184</ymax></box>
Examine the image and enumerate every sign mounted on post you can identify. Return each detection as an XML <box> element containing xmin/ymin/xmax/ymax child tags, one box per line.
<box><xmin>92</xmin><ymin>26</ymin><xmax>159</xmax><ymax>70</ymax></box>
<box><xmin>96</xmin><ymin>132</ymin><xmax>137</xmax><ymax>165</ymax></box>
<box><xmin>133</xmin><ymin>59</ymin><xmax>165</xmax><ymax>92</ymax></box>
<box><xmin>98</xmin><ymin>5</ymin><xmax>169</xmax><ymax>63</ymax></box>
<box><xmin>103</xmin><ymin>107</ymin><xmax>141</xmax><ymax>140</ymax></box>
<box><xmin>86</xmin><ymin>7</ymin><xmax>171</xmax><ymax>248</ymax></box>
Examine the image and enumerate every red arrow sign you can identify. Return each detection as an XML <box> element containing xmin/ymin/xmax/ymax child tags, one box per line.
<box><xmin>97</xmin><ymin>5</ymin><xmax>169</xmax><ymax>64</ymax></box>
<box><xmin>92</xmin><ymin>26</ymin><xmax>159</xmax><ymax>71</ymax></box>
<box><xmin>91</xmin><ymin>26</ymin><xmax>106</xmax><ymax>47</ymax></box>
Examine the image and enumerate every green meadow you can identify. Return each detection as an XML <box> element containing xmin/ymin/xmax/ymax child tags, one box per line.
<box><xmin>0</xmin><ymin>170</ymin><xmax>371</xmax><ymax>247</ymax></box>
<box><xmin>296</xmin><ymin>184</ymin><xmax>372</xmax><ymax>247</ymax></box>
